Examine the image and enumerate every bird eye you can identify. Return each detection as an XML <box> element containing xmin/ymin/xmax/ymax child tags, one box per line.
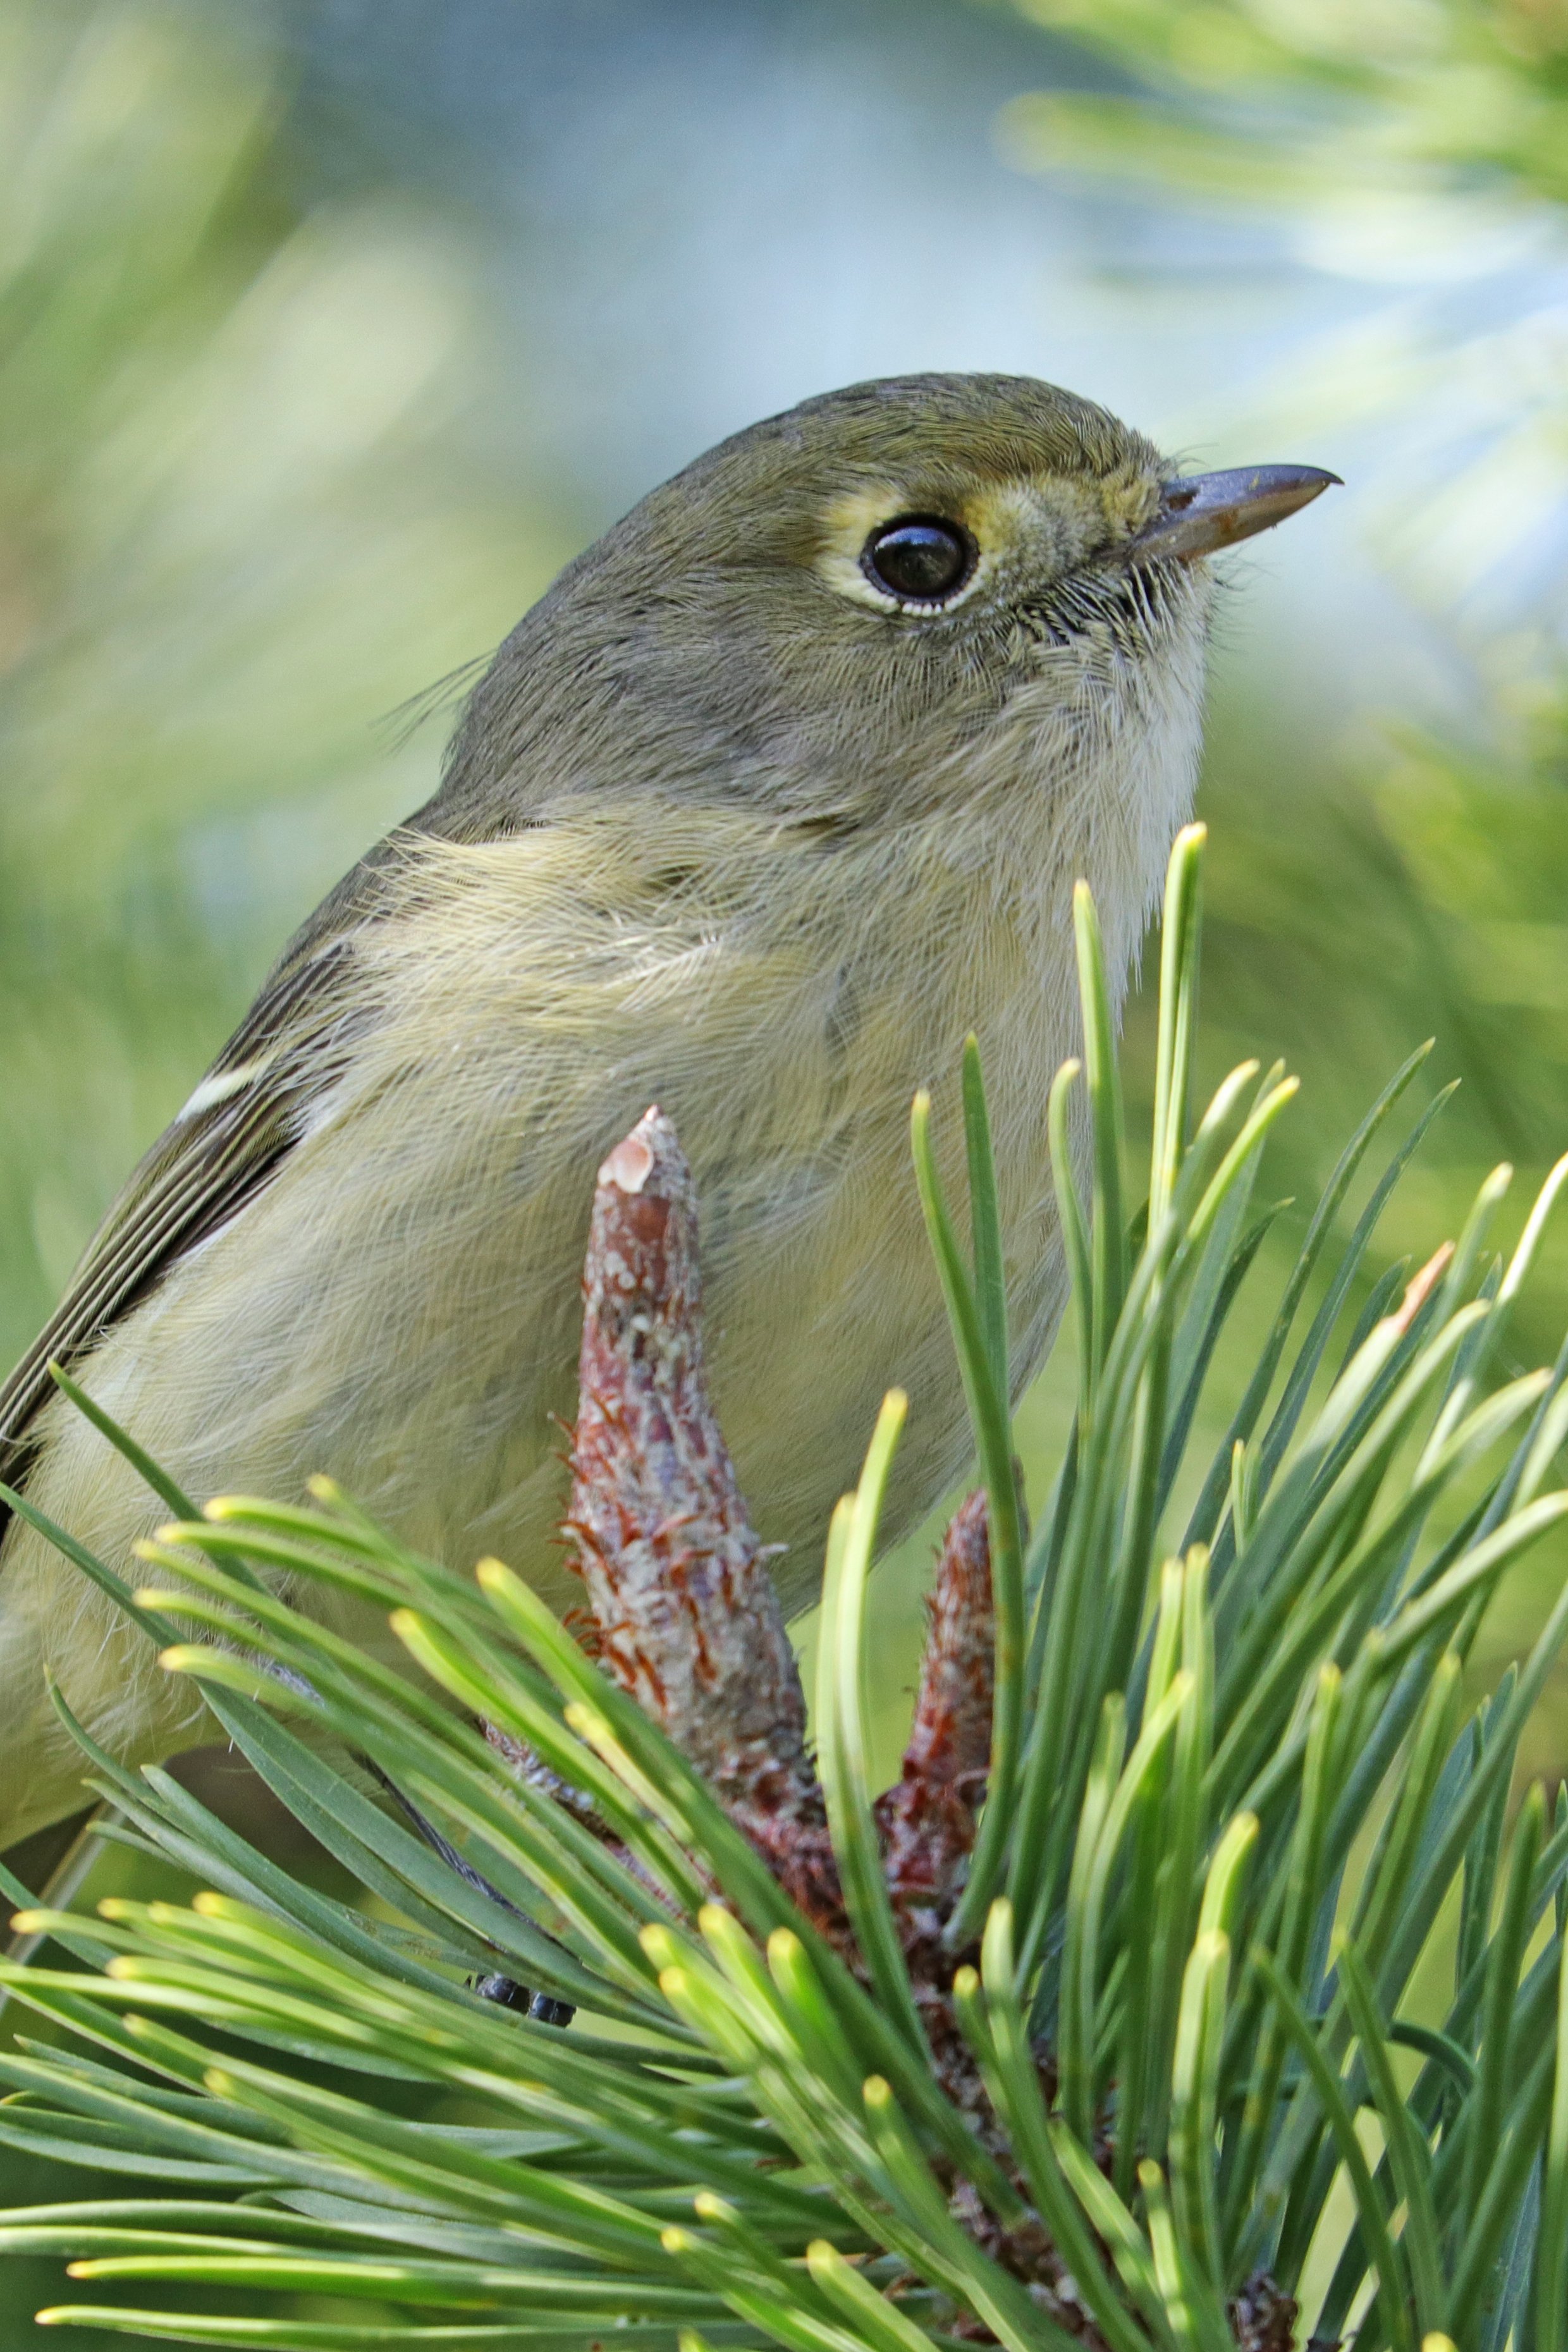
<box><xmin>861</xmin><ymin>515</ymin><xmax>975</xmax><ymax>604</ymax></box>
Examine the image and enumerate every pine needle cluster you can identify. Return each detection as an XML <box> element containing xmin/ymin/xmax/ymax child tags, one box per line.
<box><xmin>3</xmin><ymin>829</ymin><xmax>1568</xmax><ymax>2351</ymax></box>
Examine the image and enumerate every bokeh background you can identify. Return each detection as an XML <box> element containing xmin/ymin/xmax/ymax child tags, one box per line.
<box><xmin>4</xmin><ymin>0</ymin><xmax>1568</xmax><ymax>2334</ymax></box>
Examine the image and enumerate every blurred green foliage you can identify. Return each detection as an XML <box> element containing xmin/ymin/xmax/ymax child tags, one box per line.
<box><xmin>995</xmin><ymin>0</ymin><xmax>1568</xmax><ymax>1263</ymax></box>
<box><xmin>0</xmin><ymin>0</ymin><xmax>573</xmax><ymax>1373</ymax></box>
<box><xmin>1001</xmin><ymin>0</ymin><xmax>1568</xmax><ymax>206</ymax></box>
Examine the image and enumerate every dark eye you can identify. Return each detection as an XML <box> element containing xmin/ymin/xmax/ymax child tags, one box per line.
<box><xmin>861</xmin><ymin>515</ymin><xmax>976</xmax><ymax>604</ymax></box>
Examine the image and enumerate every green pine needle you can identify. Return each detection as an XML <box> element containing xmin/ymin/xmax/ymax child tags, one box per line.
<box><xmin>7</xmin><ymin>829</ymin><xmax>1568</xmax><ymax>2350</ymax></box>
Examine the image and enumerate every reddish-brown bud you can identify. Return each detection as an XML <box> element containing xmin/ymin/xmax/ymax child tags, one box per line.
<box><xmin>876</xmin><ymin>1486</ymin><xmax>995</xmax><ymax>1925</ymax></box>
<box><xmin>567</xmin><ymin>1108</ymin><xmax>833</xmax><ymax>1906</ymax></box>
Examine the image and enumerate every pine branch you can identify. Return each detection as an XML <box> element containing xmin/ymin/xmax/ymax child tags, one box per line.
<box><xmin>5</xmin><ymin>831</ymin><xmax>1568</xmax><ymax>2352</ymax></box>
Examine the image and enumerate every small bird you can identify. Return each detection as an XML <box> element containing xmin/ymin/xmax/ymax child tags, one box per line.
<box><xmin>0</xmin><ymin>374</ymin><xmax>1335</xmax><ymax>1848</ymax></box>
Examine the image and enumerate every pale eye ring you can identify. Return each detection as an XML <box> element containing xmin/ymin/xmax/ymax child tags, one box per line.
<box><xmin>861</xmin><ymin>515</ymin><xmax>976</xmax><ymax>605</ymax></box>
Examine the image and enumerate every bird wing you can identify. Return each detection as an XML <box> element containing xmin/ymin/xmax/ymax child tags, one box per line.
<box><xmin>0</xmin><ymin>884</ymin><xmax>381</xmax><ymax>1493</ymax></box>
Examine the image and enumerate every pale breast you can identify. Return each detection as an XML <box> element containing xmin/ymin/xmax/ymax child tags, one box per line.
<box><xmin>0</xmin><ymin>653</ymin><xmax>1203</xmax><ymax>1846</ymax></box>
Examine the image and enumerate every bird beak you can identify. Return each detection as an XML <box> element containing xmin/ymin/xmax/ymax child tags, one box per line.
<box><xmin>1128</xmin><ymin>463</ymin><xmax>1342</xmax><ymax>565</ymax></box>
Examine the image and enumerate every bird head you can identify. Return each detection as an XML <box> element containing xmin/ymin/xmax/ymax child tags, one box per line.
<box><xmin>441</xmin><ymin>373</ymin><xmax>1336</xmax><ymax>848</ymax></box>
